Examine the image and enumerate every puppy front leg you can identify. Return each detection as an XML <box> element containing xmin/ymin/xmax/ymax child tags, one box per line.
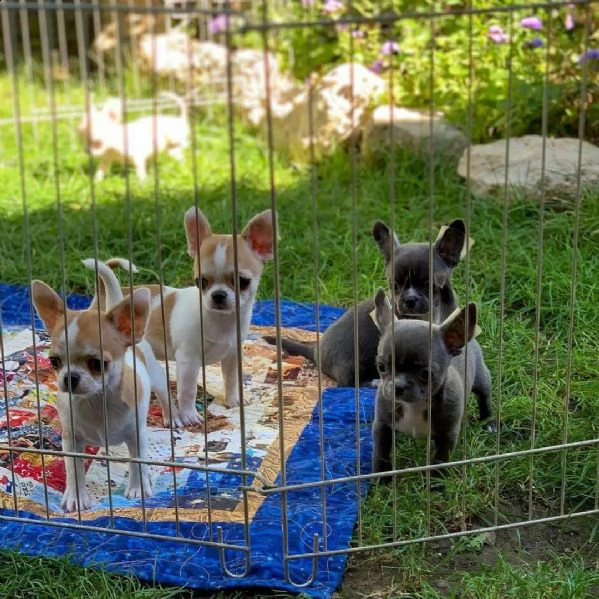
<box><xmin>430</xmin><ymin>429</ymin><xmax>459</xmax><ymax>486</ymax></box>
<box><xmin>372</xmin><ymin>420</ymin><xmax>394</xmax><ymax>482</ymax></box>
<box><xmin>61</xmin><ymin>435</ymin><xmax>91</xmax><ymax>512</ymax></box>
<box><xmin>124</xmin><ymin>423</ymin><xmax>152</xmax><ymax>500</ymax></box>
<box><xmin>221</xmin><ymin>351</ymin><xmax>242</xmax><ymax>409</ymax></box>
<box><xmin>175</xmin><ymin>352</ymin><xmax>204</xmax><ymax>426</ymax></box>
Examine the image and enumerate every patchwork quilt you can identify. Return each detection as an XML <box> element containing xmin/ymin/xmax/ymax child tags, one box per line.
<box><xmin>0</xmin><ymin>286</ymin><xmax>375</xmax><ymax>598</ymax></box>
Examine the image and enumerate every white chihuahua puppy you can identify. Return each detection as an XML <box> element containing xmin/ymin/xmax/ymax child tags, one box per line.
<box><xmin>78</xmin><ymin>91</ymin><xmax>190</xmax><ymax>181</ymax></box>
<box><xmin>94</xmin><ymin>207</ymin><xmax>274</xmax><ymax>427</ymax></box>
<box><xmin>31</xmin><ymin>258</ymin><xmax>170</xmax><ymax>511</ymax></box>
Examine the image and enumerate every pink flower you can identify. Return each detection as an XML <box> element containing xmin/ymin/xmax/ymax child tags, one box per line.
<box><xmin>488</xmin><ymin>25</ymin><xmax>508</xmax><ymax>44</ymax></box>
<box><xmin>209</xmin><ymin>14</ymin><xmax>229</xmax><ymax>35</ymax></box>
<box><xmin>323</xmin><ymin>0</ymin><xmax>343</xmax><ymax>13</ymax></box>
<box><xmin>565</xmin><ymin>13</ymin><xmax>575</xmax><ymax>31</ymax></box>
<box><xmin>381</xmin><ymin>40</ymin><xmax>400</xmax><ymax>56</ymax></box>
<box><xmin>520</xmin><ymin>16</ymin><xmax>543</xmax><ymax>30</ymax></box>
<box><xmin>369</xmin><ymin>60</ymin><xmax>384</xmax><ymax>73</ymax></box>
<box><xmin>352</xmin><ymin>28</ymin><xmax>365</xmax><ymax>39</ymax></box>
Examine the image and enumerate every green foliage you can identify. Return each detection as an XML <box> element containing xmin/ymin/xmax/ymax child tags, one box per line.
<box><xmin>266</xmin><ymin>1</ymin><xmax>599</xmax><ymax>143</ymax></box>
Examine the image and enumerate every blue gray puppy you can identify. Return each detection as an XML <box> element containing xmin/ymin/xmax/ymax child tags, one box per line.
<box><xmin>371</xmin><ymin>288</ymin><xmax>495</xmax><ymax>479</ymax></box>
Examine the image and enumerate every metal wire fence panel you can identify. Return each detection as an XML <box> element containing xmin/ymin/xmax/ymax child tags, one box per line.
<box><xmin>0</xmin><ymin>0</ymin><xmax>598</xmax><ymax>592</ymax></box>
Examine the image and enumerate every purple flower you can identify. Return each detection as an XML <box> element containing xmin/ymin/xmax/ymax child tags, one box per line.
<box><xmin>323</xmin><ymin>0</ymin><xmax>343</xmax><ymax>13</ymax></box>
<box><xmin>523</xmin><ymin>37</ymin><xmax>544</xmax><ymax>49</ymax></box>
<box><xmin>565</xmin><ymin>13</ymin><xmax>575</xmax><ymax>31</ymax></box>
<box><xmin>352</xmin><ymin>28</ymin><xmax>365</xmax><ymax>39</ymax></box>
<box><xmin>488</xmin><ymin>25</ymin><xmax>508</xmax><ymax>44</ymax></box>
<box><xmin>520</xmin><ymin>16</ymin><xmax>543</xmax><ymax>30</ymax></box>
<box><xmin>335</xmin><ymin>22</ymin><xmax>349</xmax><ymax>32</ymax></box>
<box><xmin>579</xmin><ymin>49</ymin><xmax>599</xmax><ymax>64</ymax></box>
<box><xmin>369</xmin><ymin>60</ymin><xmax>384</xmax><ymax>74</ymax></box>
<box><xmin>381</xmin><ymin>40</ymin><xmax>400</xmax><ymax>56</ymax></box>
<box><xmin>209</xmin><ymin>14</ymin><xmax>229</xmax><ymax>35</ymax></box>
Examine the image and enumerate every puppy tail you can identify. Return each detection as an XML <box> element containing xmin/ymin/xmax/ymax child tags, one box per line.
<box><xmin>158</xmin><ymin>91</ymin><xmax>188</xmax><ymax>120</ymax></box>
<box><xmin>82</xmin><ymin>257</ymin><xmax>136</xmax><ymax>311</ymax></box>
<box><xmin>262</xmin><ymin>335</ymin><xmax>316</xmax><ymax>363</ymax></box>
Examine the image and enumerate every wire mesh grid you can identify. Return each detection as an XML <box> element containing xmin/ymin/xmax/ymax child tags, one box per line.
<box><xmin>0</xmin><ymin>0</ymin><xmax>598</xmax><ymax>591</ymax></box>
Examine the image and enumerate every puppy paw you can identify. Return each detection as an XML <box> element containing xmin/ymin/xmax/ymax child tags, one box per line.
<box><xmin>178</xmin><ymin>406</ymin><xmax>204</xmax><ymax>427</ymax></box>
<box><xmin>125</xmin><ymin>478</ymin><xmax>153</xmax><ymax>500</ymax></box>
<box><xmin>62</xmin><ymin>486</ymin><xmax>91</xmax><ymax>512</ymax></box>
<box><xmin>483</xmin><ymin>419</ymin><xmax>498</xmax><ymax>433</ymax></box>
<box><xmin>162</xmin><ymin>406</ymin><xmax>183</xmax><ymax>430</ymax></box>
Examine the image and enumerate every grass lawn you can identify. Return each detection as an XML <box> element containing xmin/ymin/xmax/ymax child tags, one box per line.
<box><xmin>1</xmin><ymin>67</ymin><xmax>599</xmax><ymax>597</ymax></box>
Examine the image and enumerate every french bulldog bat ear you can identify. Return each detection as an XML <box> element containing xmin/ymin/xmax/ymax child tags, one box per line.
<box><xmin>372</xmin><ymin>221</ymin><xmax>400</xmax><ymax>264</ymax></box>
<box><xmin>435</xmin><ymin>219</ymin><xmax>466</xmax><ymax>269</ymax></box>
<box><xmin>374</xmin><ymin>287</ymin><xmax>396</xmax><ymax>331</ymax></box>
<box><xmin>31</xmin><ymin>280</ymin><xmax>66</xmax><ymax>334</ymax></box>
<box><xmin>184</xmin><ymin>206</ymin><xmax>212</xmax><ymax>258</ymax></box>
<box><xmin>106</xmin><ymin>287</ymin><xmax>150</xmax><ymax>346</ymax></box>
<box><xmin>242</xmin><ymin>209</ymin><xmax>274</xmax><ymax>261</ymax></box>
<box><xmin>441</xmin><ymin>302</ymin><xmax>477</xmax><ymax>356</ymax></box>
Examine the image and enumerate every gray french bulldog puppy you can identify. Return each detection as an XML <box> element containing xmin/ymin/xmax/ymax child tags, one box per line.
<box><xmin>263</xmin><ymin>219</ymin><xmax>467</xmax><ymax>387</ymax></box>
<box><xmin>371</xmin><ymin>288</ymin><xmax>495</xmax><ymax>481</ymax></box>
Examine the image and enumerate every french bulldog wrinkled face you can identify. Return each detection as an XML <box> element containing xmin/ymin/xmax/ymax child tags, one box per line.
<box><xmin>372</xmin><ymin>219</ymin><xmax>467</xmax><ymax>320</ymax></box>
<box><xmin>376</xmin><ymin>321</ymin><xmax>452</xmax><ymax>405</ymax></box>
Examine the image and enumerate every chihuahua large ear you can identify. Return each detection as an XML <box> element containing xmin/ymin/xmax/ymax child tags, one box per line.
<box><xmin>31</xmin><ymin>280</ymin><xmax>65</xmax><ymax>334</ymax></box>
<box><xmin>241</xmin><ymin>209</ymin><xmax>274</xmax><ymax>261</ymax></box>
<box><xmin>374</xmin><ymin>287</ymin><xmax>396</xmax><ymax>332</ymax></box>
<box><xmin>106</xmin><ymin>288</ymin><xmax>150</xmax><ymax>346</ymax></box>
<box><xmin>434</xmin><ymin>219</ymin><xmax>466</xmax><ymax>269</ymax></box>
<box><xmin>184</xmin><ymin>206</ymin><xmax>212</xmax><ymax>258</ymax></box>
<box><xmin>441</xmin><ymin>302</ymin><xmax>477</xmax><ymax>356</ymax></box>
<box><xmin>372</xmin><ymin>221</ymin><xmax>400</xmax><ymax>264</ymax></box>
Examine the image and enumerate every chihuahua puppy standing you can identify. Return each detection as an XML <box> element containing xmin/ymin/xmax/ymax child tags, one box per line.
<box><xmin>371</xmin><ymin>288</ymin><xmax>495</xmax><ymax>479</ymax></box>
<box><xmin>264</xmin><ymin>219</ymin><xmax>468</xmax><ymax>387</ymax></box>
<box><xmin>78</xmin><ymin>91</ymin><xmax>190</xmax><ymax>181</ymax></box>
<box><xmin>31</xmin><ymin>258</ymin><xmax>168</xmax><ymax>511</ymax></box>
<box><xmin>136</xmin><ymin>206</ymin><xmax>274</xmax><ymax>427</ymax></box>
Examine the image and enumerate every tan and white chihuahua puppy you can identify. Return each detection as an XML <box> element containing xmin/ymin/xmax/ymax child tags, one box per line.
<box><xmin>31</xmin><ymin>258</ymin><xmax>168</xmax><ymax>512</ymax></box>
<box><xmin>139</xmin><ymin>206</ymin><xmax>274</xmax><ymax>426</ymax></box>
<box><xmin>78</xmin><ymin>91</ymin><xmax>189</xmax><ymax>181</ymax></box>
<box><xmin>93</xmin><ymin>208</ymin><xmax>274</xmax><ymax>427</ymax></box>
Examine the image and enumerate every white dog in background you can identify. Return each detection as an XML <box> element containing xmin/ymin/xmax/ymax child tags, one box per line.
<box><xmin>78</xmin><ymin>91</ymin><xmax>190</xmax><ymax>181</ymax></box>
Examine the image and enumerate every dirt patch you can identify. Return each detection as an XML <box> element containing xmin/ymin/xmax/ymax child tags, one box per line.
<box><xmin>335</xmin><ymin>503</ymin><xmax>599</xmax><ymax>598</ymax></box>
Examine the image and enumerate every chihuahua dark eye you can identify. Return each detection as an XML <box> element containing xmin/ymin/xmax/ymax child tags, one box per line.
<box><xmin>376</xmin><ymin>359</ymin><xmax>387</xmax><ymax>375</ymax></box>
<box><xmin>195</xmin><ymin>276</ymin><xmax>209</xmax><ymax>290</ymax></box>
<box><xmin>419</xmin><ymin>368</ymin><xmax>431</xmax><ymax>383</ymax></box>
<box><xmin>48</xmin><ymin>356</ymin><xmax>61</xmax><ymax>370</ymax></box>
<box><xmin>88</xmin><ymin>358</ymin><xmax>109</xmax><ymax>374</ymax></box>
<box><xmin>239</xmin><ymin>276</ymin><xmax>251</xmax><ymax>291</ymax></box>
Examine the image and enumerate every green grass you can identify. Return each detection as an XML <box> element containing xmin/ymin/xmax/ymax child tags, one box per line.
<box><xmin>2</xmin><ymin>66</ymin><xmax>599</xmax><ymax>597</ymax></box>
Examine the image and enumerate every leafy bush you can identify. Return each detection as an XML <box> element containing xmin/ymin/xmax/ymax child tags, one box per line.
<box><xmin>265</xmin><ymin>1</ymin><xmax>599</xmax><ymax>143</ymax></box>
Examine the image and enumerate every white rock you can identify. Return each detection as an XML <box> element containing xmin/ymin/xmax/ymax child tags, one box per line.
<box><xmin>259</xmin><ymin>63</ymin><xmax>386</xmax><ymax>163</ymax></box>
<box><xmin>362</xmin><ymin>105</ymin><xmax>468</xmax><ymax>159</ymax></box>
<box><xmin>459</xmin><ymin>135</ymin><xmax>599</xmax><ymax>197</ymax></box>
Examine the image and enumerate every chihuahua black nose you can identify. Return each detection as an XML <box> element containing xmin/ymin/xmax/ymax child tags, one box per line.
<box><xmin>63</xmin><ymin>372</ymin><xmax>80</xmax><ymax>392</ymax></box>
<box><xmin>211</xmin><ymin>290</ymin><xmax>227</xmax><ymax>306</ymax></box>
<box><xmin>394</xmin><ymin>378</ymin><xmax>412</xmax><ymax>395</ymax></box>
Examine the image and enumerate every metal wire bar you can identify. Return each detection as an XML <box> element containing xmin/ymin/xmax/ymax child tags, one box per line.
<box><xmin>221</xmin><ymin>10</ymin><xmax>252</xmax><ymax>577</ymax></box>
<box><xmin>528</xmin><ymin>7</ymin><xmax>552</xmax><ymax>521</ymax></box>
<box><xmin>0</xmin><ymin>513</ymin><xmax>252</xmax><ymax>550</ymax></box>
<box><xmin>494</xmin><ymin>8</ymin><xmax>515</xmax><ymax>528</ymax></box>
<box><xmin>284</xmin><ymin>507</ymin><xmax>599</xmax><ymax>561</ymax></box>
<box><xmin>561</xmin><ymin>1</ymin><xmax>591</xmax><ymax>516</ymax></box>
<box><xmin>243</xmin><ymin>437</ymin><xmax>599</xmax><ymax>495</ymax></box>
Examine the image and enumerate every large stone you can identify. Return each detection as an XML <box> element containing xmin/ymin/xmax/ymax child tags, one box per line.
<box><xmin>362</xmin><ymin>105</ymin><xmax>468</xmax><ymax>160</ymax></box>
<box><xmin>459</xmin><ymin>135</ymin><xmax>599</xmax><ymax>197</ymax></box>
<box><xmin>258</xmin><ymin>63</ymin><xmax>386</xmax><ymax>163</ymax></box>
